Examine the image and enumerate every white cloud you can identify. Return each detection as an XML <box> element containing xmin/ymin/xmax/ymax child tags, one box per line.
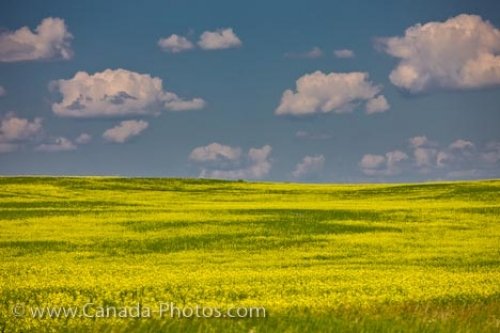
<box><xmin>436</xmin><ymin>151</ymin><xmax>454</xmax><ymax>168</ymax></box>
<box><xmin>0</xmin><ymin>113</ymin><xmax>43</xmax><ymax>143</ymax></box>
<box><xmin>189</xmin><ymin>142</ymin><xmax>242</xmax><ymax>162</ymax></box>
<box><xmin>0</xmin><ymin>86</ymin><xmax>5</xmax><ymax>96</ymax></box>
<box><xmin>409</xmin><ymin>136</ymin><xmax>462</xmax><ymax>170</ymax></box>
<box><xmin>292</xmin><ymin>155</ymin><xmax>325</xmax><ymax>178</ymax></box>
<box><xmin>103</xmin><ymin>120</ymin><xmax>149</xmax><ymax>143</ymax></box>
<box><xmin>413</xmin><ymin>147</ymin><xmax>438</xmax><ymax>168</ymax></box>
<box><xmin>363</xmin><ymin>137</ymin><xmax>500</xmax><ymax>179</ymax></box>
<box><xmin>285</xmin><ymin>47</ymin><xmax>323</xmax><ymax>59</ymax></box>
<box><xmin>50</xmin><ymin>68</ymin><xmax>205</xmax><ymax>117</ymax></box>
<box><xmin>378</xmin><ymin>14</ymin><xmax>500</xmax><ymax>93</ymax></box>
<box><xmin>360</xmin><ymin>154</ymin><xmax>386</xmax><ymax>169</ymax></box>
<box><xmin>480</xmin><ymin>141</ymin><xmax>500</xmax><ymax>164</ymax></box>
<box><xmin>35</xmin><ymin>137</ymin><xmax>76</xmax><ymax>152</ymax></box>
<box><xmin>190</xmin><ymin>143</ymin><xmax>272</xmax><ymax>179</ymax></box>
<box><xmin>360</xmin><ymin>150</ymin><xmax>408</xmax><ymax>176</ymax></box>
<box><xmin>0</xmin><ymin>17</ymin><xmax>73</xmax><ymax>62</ymax></box>
<box><xmin>158</xmin><ymin>34</ymin><xmax>194</xmax><ymax>53</ymax></box>
<box><xmin>409</xmin><ymin>137</ymin><xmax>476</xmax><ymax>170</ymax></box>
<box><xmin>449</xmin><ymin>139</ymin><xmax>475</xmax><ymax>150</ymax></box>
<box><xmin>198</xmin><ymin>28</ymin><xmax>242</xmax><ymax>50</ymax></box>
<box><xmin>386</xmin><ymin>150</ymin><xmax>408</xmax><ymax>169</ymax></box>
<box><xmin>275</xmin><ymin>71</ymin><xmax>388</xmax><ymax>116</ymax></box>
<box><xmin>75</xmin><ymin>133</ymin><xmax>92</xmax><ymax>144</ymax></box>
<box><xmin>333</xmin><ymin>49</ymin><xmax>355</xmax><ymax>58</ymax></box>
<box><xmin>0</xmin><ymin>113</ymin><xmax>96</xmax><ymax>154</ymax></box>
<box><xmin>409</xmin><ymin>135</ymin><xmax>433</xmax><ymax>148</ymax></box>
<box><xmin>414</xmin><ymin>138</ymin><xmax>500</xmax><ymax>177</ymax></box>
<box><xmin>365</xmin><ymin>95</ymin><xmax>390</xmax><ymax>114</ymax></box>
<box><xmin>408</xmin><ymin>137</ymin><xmax>441</xmax><ymax>170</ymax></box>
<box><xmin>162</xmin><ymin>92</ymin><xmax>206</xmax><ymax>111</ymax></box>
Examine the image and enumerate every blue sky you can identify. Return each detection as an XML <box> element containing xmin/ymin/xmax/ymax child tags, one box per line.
<box><xmin>0</xmin><ymin>0</ymin><xmax>499</xmax><ymax>182</ymax></box>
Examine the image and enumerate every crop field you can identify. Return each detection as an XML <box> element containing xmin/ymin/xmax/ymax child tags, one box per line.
<box><xmin>0</xmin><ymin>177</ymin><xmax>499</xmax><ymax>332</ymax></box>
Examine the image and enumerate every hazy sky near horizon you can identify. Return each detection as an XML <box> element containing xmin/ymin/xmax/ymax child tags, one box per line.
<box><xmin>0</xmin><ymin>0</ymin><xmax>499</xmax><ymax>182</ymax></box>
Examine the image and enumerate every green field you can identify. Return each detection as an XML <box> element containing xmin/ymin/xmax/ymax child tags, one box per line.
<box><xmin>0</xmin><ymin>177</ymin><xmax>499</xmax><ymax>332</ymax></box>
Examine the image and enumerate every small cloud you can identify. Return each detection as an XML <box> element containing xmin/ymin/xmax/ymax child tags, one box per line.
<box><xmin>275</xmin><ymin>71</ymin><xmax>388</xmax><ymax>116</ymax></box>
<box><xmin>103</xmin><ymin>120</ymin><xmax>149</xmax><ymax>143</ymax></box>
<box><xmin>189</xmin><ymin>142</ymin><xmax>242</xmax><ymax>162</ymax></box>
<box><xmin>480</xmin><ymin>141</ymin><xmax>500</xmax><ymax>164</ymax></box>
<box><xmin>359</xmin><ymin>154</ymin><xmax>386</xmax><ymax>170</ymax></box>
<box><xmin>409</xmin><ymin>135</ymin><xmax>433</xmax><ymax>148</ymax></box>
<box><xmin>285</xmin><ymin>47</ymin><xmax>323</xmax><ymax>59</ymax></box>
<box><xmin>0</xmin><ymin>17</ymin><xmax>73</xmax><ymax>62</ymax></box>
<box><xmin>362</xmin><ymin>137</ymin><xmax>500</xmax><ymax>179</ymax></box>
<box><xmin>75</xmin><ymin>133</ymin><xmax>92</xmax><ymax>144</ymax></box>
<box><xmin>197</xmin><ymin>28</ymin><xmax>242</xmax><ymax>50</ymax></box>
<box><xmin>436</xmin><ymin>151</ymin><xmax>454</xmax><ymax>168</ymax></box>
<box><xmin>292</xmin><ymin>155</ymin><xmax>325</xmax><ymax>178</ymax></box>
<box><xmin>190</xmin><ymin>143</ymin><xmax>272</xmax><ymax>179</ymax></box>
<box><xmin>449</xmin><ymin>139</ymin><xmax>475</xmax><ymax>150</ymax></box>
<box><xmin>158</xmin><ymin>34</ymin><xmax>194</xmax><ymax>53</ymax></box>
<box><xmin>360</xmin><ymin>150</ymin><xmax>408</xmax><ymax>176</ymax></box>
<box><xmin>0</xmin><ymin>113</ymin><xmax>43</xmax><ymax>143</ymax></box>
<box><xmin>409</xmin><ymin>136</ymin><xmax>478</xmax><ymax>171</ymax></box>
<box><xmin>0</xmin><ymin>86</ymin><xmax>6</xmax><ymax>96</ymax></box>
<box><xmin>35</xmin><ymin>137</ymin><xmax>76</xmax><ymax>152</ymax></box>
<box><xmin>333</xmin><ymin>49</ymin><xmax>355</xmax><ymax>58</ymax></box>
<box><xmin>365</xmin><ymin>95</ymin><xmax>390</xmax><ymax>114</ymax></box>
<box><xmin>413</xmin><ymin>147</ymin><xmax>438</xmax><ymax>169</ymax></box>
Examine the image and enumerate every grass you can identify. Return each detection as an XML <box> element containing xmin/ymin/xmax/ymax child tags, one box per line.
<box><xmin>0</xmin><ymin>177</ymin><xmax>499</xmax><ymax>332</ymax></box>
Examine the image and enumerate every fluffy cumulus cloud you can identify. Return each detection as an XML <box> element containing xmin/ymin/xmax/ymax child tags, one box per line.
<box><xmin>158</xmin><ymin>34</ymin><xmax>194</xmax><ymax>53</ymax></box>
<box><xmin>50</xmin><ymin>69</ymin><xmax>205</xmax><ymax>118</ymax></box>
<box><xmin>333</xmin><ymin>49</ymin><xmax>355</xmax><ymax>58</ymax></box>
<box><xmin>75</xmin><ymin>133</ymin><xmax>92</xmax><ymax>144</ymax></box>
<box><xmin>480</xmin><ymin>142</ymin><xmax>500</xmax><ymax>165</ymax></box>
<box><xmin>365</xmin><ymin>95</ymin><xmax>390</xmax><ymax>114</ymax></box>
<box><xmin>0</xmin><ymin>86</ymin><xmax>5</xmax><ymax>96</ymax></box>
<box><xmin>0</xmin><ymin>113</ymin><xmax>91</xmax><ymax>153</ymax></box>
<box><xmin>360</xmin><ymin>151</ymin><xmax>408</xmax><ymax>176</ymax></box>
<box><xmin>0</xmin><ymin>113</ymin><xmax>43</xmax><ymax>146</ymax></box>
<box><xmin>449</xmin><ymin>139</ymin><xmax>475</xmax><ymax>150</ymax></box>
<box><xmin>360</xmin><ymin>154</ymin><xmax>385</xmax><ymax>170</ymax></box>
<box><xmin>189</xmin><ymin>142</ymin><xmax>242</xmax><ymax>162</ymax></box>
<box><xmin>190</xmin><ymin>143</ymin><xmax>272</xmax><ymax>179</ymax></box>
<box><xmin>361</xmin><ymin>136</ymin><xmax>500</xmax><ymax>179</ymax></box>
<box><xmin>197</xmin><ymin>28</ymin><xmax>242</xmax><ymax>50</ymax></box>
<box><xmin>292</xmin><ymin>155</ymin><xmax>325</xmax><ymax>178</ymax></box>
<box><xmin>35</xmin><ymin>137</ymin><xmax>76</xmax><ymax>152</ymax></box>
<box><xmin>275</xmin><ymin>71</ymin><xmax>389</xmax><ymax>116</ymax></box>
<box><xmin>103</xmin><ymin>120</ymin><xmax>149</xmax><ymax>143</ymax></box>
<box><xmin>413</xmin><ymin>147</ymin><xmax>438</xmax><ymax>168</ymax></box>
<box><xmin>408</xmin><ymin>136</ymin><xmax>496</xmax><ymax>178</ymax></box>
<box><xmin>409</xmin><ymin>135</ymin><xmax>434</xmax><ymax>148</ymax></box>
<box><xmin>285</xmin><ymin>47</ymin><xmax>323</xmax><ymax>59</ymax></box>
<box><xmin>0</xmin><ymin>17</ymin><xmax>73</xmax><ymax>62</ymax></box>
<box><xmin>378</xmin><ymin>14</ymin><xmax>500</xmax><ymax>93</ymax></box>
<box><xmin>408</xmin><ymin>135</ymin><xmax>451</xmax><ymax>170</ymax></box>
